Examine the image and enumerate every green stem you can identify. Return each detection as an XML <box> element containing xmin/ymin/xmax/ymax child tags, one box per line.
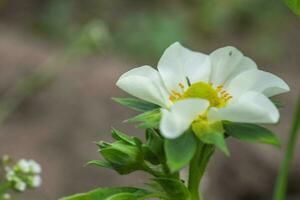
<box><xmin>162</xmin><ymin>158</ymin><xmax>180</xmax><ymax>179</ymax></box>
<box><xmin>0</xmin><ymin>181</ymin><xmax>11</xmax><ymax>194</ymax></box>
<box><xmin>188</xmin><ymin>142</ymin><xmax>215</xmax><ymax>200</ymax></box>
<box><xmin>273</xmin><ymin>96</ymin><xmax>300</xmax><ymax>200</ymax></box>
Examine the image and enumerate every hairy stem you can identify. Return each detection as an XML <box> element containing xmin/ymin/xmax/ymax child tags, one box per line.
<box><xmin>188</xmin><ymin>142</ymin><xmax>215</xmax><ymax>200</ymax></box>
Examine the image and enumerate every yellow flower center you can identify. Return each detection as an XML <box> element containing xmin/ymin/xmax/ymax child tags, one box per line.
<box><xmin>168</xmin><ymin>81</ymin><xmax>232</xmax><ymax>138</ymax></box>
<box><xmin>169</xmin><ymin>81</ymin><xmax>232</xmax><ymax>108</ymax></box>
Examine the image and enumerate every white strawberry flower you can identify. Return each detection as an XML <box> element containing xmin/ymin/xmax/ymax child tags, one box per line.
<box><xmin>116</xmin><ymin>42</ymin><xmax>289</xmax><ymax>139</ymax></box>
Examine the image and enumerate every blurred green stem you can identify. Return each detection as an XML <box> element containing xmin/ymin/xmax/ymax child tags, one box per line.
<box><xmin>188</xmin><ymin>142</ymin><xmax>215</xmax><ymax>200</ymax></box>
<box><xmin>0</xmin><ymin>181</ymin><xmax>11</xmax><ymax>194</ymax></box>
<box><xmin>273</xmin><ymin>96</ymin><xmax>300</xmax><ymax>200</ymax></box>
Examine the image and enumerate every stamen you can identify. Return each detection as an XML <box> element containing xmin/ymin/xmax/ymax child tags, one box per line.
<box><xmin>169</xmin><ymin>88</ymin><xmax>185</xmax><ymax>102</ymax></box>
<box><xmin>171</xmin><ymin>91</ymin><xmax>182</xmax><ymax>98</ymax></box>
<box><xmin>178</xmin><ymin>83</ymin><xmax>185</xmax><ymax>89</ymax></box>
<box><xmin>169</xmin><ymin>96</ymin><xmax>176</xmax><ymax>101</ymax></box>
<box><xmin>186</xmin><ymin>77</ymin><xmax>191</xmax><ymax>86</ymax></box>
<box><xmin>223</xmin><ymin>93</ymin><xmax>229</xmax><ymax>98</ymax></box>
<box><xmin>216</xmin><ymin>85</ymin><xmax>223</xmax><ymax>92</ymax></box>
<box><xmin>225</xmin><ymin>96</ymin><xmax>232</xmax><ymax>101</ymax></box>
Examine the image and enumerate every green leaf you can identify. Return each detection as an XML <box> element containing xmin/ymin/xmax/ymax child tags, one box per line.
<box><xmin>127</xmin><ymin>109</ymin><xmax>161</xmax><ymax>129</ymax></box>
<box><xmin>284</xmin><ymin>0</ymin><xmax>300</xmax><ymax>16</ymax></box>
<box><xmin>111</xmin><ymin>128</ymin><xmax>142</xmax><ymax>146</ymax></box>
<box><xmin>112</xmin><ymin>97</ymin><xmax>159</xmax><ymax>112</ymax></box>
<box><xmin>224</xmin><ymin>122</ymin><xmax>281</xmax><ymax>147</ymax></box>
<box><xmin>60</xmin><ymin>187</ymin><xmax>150</xmax><ymax>200</ymax></box>
<box><xmin>152</xmin><ymin>177</ymin><xmax>190</xmax><ymax>200</ymax></box>
<box><xmin>165</xmin><ymin>130</ymin><xmax>197</xmax><ymax>172</ymax></box>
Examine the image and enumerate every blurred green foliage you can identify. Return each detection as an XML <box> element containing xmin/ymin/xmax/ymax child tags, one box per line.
<box><xmin>0</xmin><ymin>0</ymin><xmax>295</xmax><ymax>60</ymax></box>
<box><xmin>284</xmin><ymin>0</ymin><xmax>300</xmax><ymax>16</ymax></box>
<box><xmin>113</xmin><ymin>12</ymin><xmax>187</xmax><ymax>60</ymax></box>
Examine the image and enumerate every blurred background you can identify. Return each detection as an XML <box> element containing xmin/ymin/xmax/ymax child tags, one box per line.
<box><xmin>0</xmin><ymin>0</ymin><xmax>299</xmax><ymax>199</ymax></box>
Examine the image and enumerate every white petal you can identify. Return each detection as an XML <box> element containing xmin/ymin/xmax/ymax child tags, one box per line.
<box><xmin>226</xmin><ymin>69</ymin><xmax>290</xmax><ymax>98</ymax></box>
<box><xmin>158</xmin><ymin>42</ymin><xmax>211</xmax><ymax>93</ymax></box>
<box><xmin>208</xmin><ymin>91</ymin><xmax>279</xmax><ymax>123</ymax></box>
<box><xmin>116</xmin><ymin>65</ymin><xmax>169</xmax><ymax>107</ymax></box>
<box><xmin>209</xmin><ymin>46</ymin><xmax>257</xmax><ymax>86</ymax></box>
<box><xmin>160</xmin><ymin>99</ymin><xmax>209</xmax><ymax>139</ymax></box>
<box><xmin>31</xmin><ymin>175</ymin><xmax>42</xmax><ymax>187</ymax></box>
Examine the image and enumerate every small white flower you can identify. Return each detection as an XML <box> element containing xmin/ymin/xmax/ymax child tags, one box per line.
<box><xmin>14</xmin><ymin>180</ymin><xmax>26</xmax><ymax>192</ymax></box>
<box><xmin>3</xmin><ymin>193</ymin><xmax>11</xmax><ymax>200</ymax></box>
<box><xmin>5</xmin><ymin>167</ymin><xmax>15</xmax><ymax>181</ymax></box>
<box><xmin>117</xmin><ymin>42</ymin><xmax>290</xmax><ymax>139</ymax></box>
<box><xmin>28</xmin><ymin>160</ymin><xmax>42</xmax><ymax>174</ymax></box>
<box><xmin>30</xmin><ymin>175</ymin><xmax>42</xmax><ymax>188</ymax></box>
<box><xmin>17</xmin><ymin>159</ymin><xmax>30</xmax><ymax>173</ymax></box>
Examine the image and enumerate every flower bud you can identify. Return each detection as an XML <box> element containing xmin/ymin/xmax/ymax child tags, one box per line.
<box><xmin>100</xmin><ymin>141</ymin><xmax>143</xmax><ymax>174</ymax></box>
<box><xmin>16</xmin><ymin>159</ymin><xmax>30</xmax><ymax>173</ymax></box>
<box><xmin>2</xmin><ymin>193</ymin><xmax>11</xmax><ymax>200</ymax></box>
<box><xmin>14</xmin><ymin>180</ymin><xmax>26</xmax><ymax>192</ymax></box>
<box><xmin>29</xmin><ymin>175</ymin><xmax>42</xmax><ymax>188</ymax></box>
<box><xmin>28</xmin><ymin>160</ymin><xmax>42</xmax><ymax>174</ymax></box>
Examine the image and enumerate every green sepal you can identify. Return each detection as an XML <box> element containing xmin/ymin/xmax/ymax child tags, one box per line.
<box><xmin>141</xmin><ymin>145</ymin><xmax>160</xmax><ymax>165</ymax></box>
<box><xmin>144</xmin><ymin>129</ymin><xmax>165</xmax><ymax>164</ymax></box>
<box><xmin>165</xmin><ymin>130</ymin><xmax>197</xmax><ymax>172</ymax></box>
<box><xmin>224</xmin><ymin>122</ymin><xmax>281</xmax><ymax>147</ymax></box>
<box><xmin>96</xmin><ymin>141</ymin><xmax>111</xmax><ymax>149</ymax></box>
<box><xmin>106</xmin><ymin>193</ymin><xmax>138</xmax><ymax>200</ymax></box>
<box><xmin>86</xmin><ymin>160</ymin><xmax>112</xmax><ymax>168</ymax></box>
<box><xmin>111</xmin><ymin>128</ymin><xmax>142</xmax><ymax>146</ymax></box>
<box><xmin>192</xmin><ymin>121</ymin><xmax>229</xmax><ymax>156</ymax></box>
<box><xmin>127</xmin><ymin>109</ymin><xmax>161</xmax><ymax>129</ymax></box>
<box><xmin>59</xmin><ymin>187</ymin><xmax>151</xmax><ymax>200</ymax></box>
<box><xmin>199</xmin><ymin>130</ymin><xmax>229</xmax><ymax>156</ymax></box>
<box><xmin>270</xmin><ymin>98</ymin><xmax>284</xmax><ymax>108</ymax></box>
<box><xmin>151</xmin><ymin>177</ymin><xmax>191</xmax><ymax>200</ymax></box>
<box><xmin>112</xmin><ymin>97</ymin><xmax>159</xmax><ymax>112</ymax></box>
